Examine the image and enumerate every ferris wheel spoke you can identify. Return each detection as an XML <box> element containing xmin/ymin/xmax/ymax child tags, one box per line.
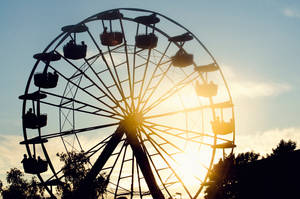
<box><xmin>55</xmin><ymin>51</ymin><xmax>126</xmax><ymax>115</ymax></box>
<box><xmin>142</xmin><ymin>125</ymin><xmax>210</xmax><ymax>179</ymax></box>
<box><xmin>86</xmin><ymin>29</ymin><xmax>130</xmax><ymax>114</ymax></box>
<box><xmin>83</xmin><ymin>57</ymin><xmax>129</xmax><ymax>114</ymax></box>
<box><xmin>104</xmin><ymin>45</ymin><xmax>131</xmax><ymax>112</ymax></box>
<box><xmin>144</xmin><ymin>104</ymin><xmax>212</xmax><ymax>119</ymax></box>
<box><xmin>85</xmin><ymin>134</ymin><xmax>113</xmax><ymax>157</ymax></box>
<box><xmin>143</xmin><ymin>70</ymin><xmax>198</xmax><ymax>114</ymax></box>
<box><xmin>47</xmin><ymin>64</ymin><xmax>122</xmax><ymax>116</ymax></box>
<box><xmin>61</xmin><ymin>55</ymin><xmax>97</xmax><ymax>99</ymax></box>
<box><xmin>42</xmin><ymin>171</ymin><xmax>64</xmax><ymax>187</ymax></box>
<box><xmin>104</xmin><ymin>141</ymin><xmax>127</xmax><ymax>178</ymax></box>
<box><xmin>139</xmin><ymin>43</ymin><xmax>172</xmax><ymax>107</ymax></box>
<box><xmin>139</xmin><ymin>127</ymin><xmax>193</xmax><ymax>198</ymax></box>
<box><xmin>119</xmin><ymin>18</ymin><xmax>134</xmax><ymax>111</ymax></box>
<box><xmin>139</xmin><ymin>62</ymin><xmax>173</xmax><ymax>112</ymax></box>
<box><xmin>131</xmin><ymin>25</ymin><xmax>139</xmax><ymax>111</ymax></box>
<box><xmin>85</xmin><ymin>136</ymin><xmax>126</xmax><ymax>170</ymax></box>
<box><xmin>143</xmin><ymin>122</ymin><xmax>217</xmax><ymax>146</ymax></box>
<box><xmin>40</xmin><ymin>91</ymin><xmax>118</xmax><ymax>117</ymax></box>
<box><xmin>114</xmin><ymin>143</ymin><xmax>130</xmax><ymax>196</ymax></box>
<box><xmin>37</xmin><ymin>122</ymin><xmax>120</xmax><ymax>140</ymax></box>
<box><xmin>85</xmin><ymin>136</ymin><xmax>128</xmax><ymax>186</ymax></box>
<box><xmin>136</xmin><ymin>48</ymin><xmax>153</xmax><ymax>112</ymax></box>
<box><xmin>141</xmin><ymin>125</ymin><xmax>184</xmax><ymax>155</ymax></box>
<box><xmin>144</xmin><ymin>120</ymin><xmax>232</xmax><ymax>143</ymax></box>
<box><xmin>86</xmin><ymin>25</ymin><xmax>130</xmax><ymax>112</ymax></box>
<box><xmin>132</xmin><ymin>23</ymin><xmax>154</xmax><ymax>112</ymax></box>
<box><xmin>39</xmin><ymin>100</ymin><xmax>121</xmax><ymax>120</ymax></box>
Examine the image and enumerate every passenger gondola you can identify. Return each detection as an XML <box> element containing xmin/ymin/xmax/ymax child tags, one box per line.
<box><xmin>194</xmin><ymin>63</ymin><xmax>219</xmax><ymax>73</ymax></box>
<box><xmin>63</xmin><ymin>40</ymin><xmax>87</xmax><ymax>60</ymax></box>
<box><xmin>135</xmin><ymin>33</ymin><xmax>158</xmax><ymax>49</ymax></box>
<box><xmin>23</xmin><ymin>108</ymin><xmax>47</xmax><ymax>129</ymax></box>
<box><xmin>100</xmin><ymin>27</ymin><xmax>123</xmax><ymax>46</ymax></box>
<box><xmin>211</xmin><ymin>117</ymin><xmax>234</xmax><ymax>135</ymax></box>
<box><xmin>22</xmin><ymin>155</ymin><xmax>48</xmax><ymax>174</ymax></box>
<box><xmin>34</xmin><ymin>71</ymin><xmax>59</xmax><ymax>89</ymax></box>
<box><xmin>172</xmin><ymin>49</ymin><xmax>193</xmax><ymax>67</ymax></box>
<box><xmin>195</xmin><ymin>81</ymin><xmax>218</xmax><ymax>97</ymax></box>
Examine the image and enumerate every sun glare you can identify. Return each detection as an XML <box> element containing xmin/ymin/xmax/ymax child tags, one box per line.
<box><xmin>174</xmin><ymin>145</ymin><xmax>211</xmax><ymax>187</ymax></box>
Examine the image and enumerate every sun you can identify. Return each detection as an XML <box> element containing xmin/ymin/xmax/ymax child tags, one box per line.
<box><xmin>173</xmin><ymin>144</ymin><xmax>211</xmax><ymax>187</ymax></box>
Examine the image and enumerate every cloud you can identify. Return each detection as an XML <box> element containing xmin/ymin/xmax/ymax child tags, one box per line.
<box><xmin>282</xmin><ymin>8</ymin><xmax>300</xmax><ymax>18</ymax></box>
<box><xmin>0</xmin><ymin>135</ymin><xmax>26</xmax><ymax>182</ymax></box>
<box><xmin>221</xmin><ymin>65</ymin><xmax>291</xmax><ymax>98</ymax></box>
<box><xmin>236</xmin><ymin>127</ymin><xmax>300</xmax><ymax>156</ymax></box>
<box><xmin>230</xmin><ymin>81</ymin><xmax>291</xmax><ymax>98</ymax></box>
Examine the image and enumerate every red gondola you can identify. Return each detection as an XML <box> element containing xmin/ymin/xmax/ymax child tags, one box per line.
<box><xmin>100</xmin><ymin>28</ymin><xmax>123</xmax><ymax>46</ymax></box>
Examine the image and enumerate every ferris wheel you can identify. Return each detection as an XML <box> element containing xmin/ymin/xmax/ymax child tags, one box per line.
<box><xmin>19</xmin><ymin>8</ymin><xmax>235</xmax><ymax>199</ymax></box>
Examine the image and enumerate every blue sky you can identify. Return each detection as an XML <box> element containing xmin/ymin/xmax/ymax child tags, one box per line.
<box><xmin>0</xmin><ymin>0</ymin><xmax>300</xmax><ymax>185</ymax></box>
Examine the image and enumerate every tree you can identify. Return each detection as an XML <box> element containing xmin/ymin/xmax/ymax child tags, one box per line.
<box><xmin>56</xmin><ymin>151</ymin><xmax>108</xmax><ymax>199</ymax></box>
<box><xmin>204</xmin><ymin>139</ymin><xmax>299</xmax><ymax>199</ymax></box>
<box><xmin>1</xmin><ymin>168</ymin><xmax>46</xmax><ymax>199</ymax></box>
<box><xmin>0</xmin><ymin>180</ymin><xmax>3</xmax><ymax>194</ymax></box>
<box><xmin>1</xmin><ymin>151</ymin><xmax>108</xmax><ymax>199</ymax></box>
<box><xmin>204</xmin><ymin>152</ymin><xmax>260</xmax><ymax>199</ymax></box>
<box><xmin>268</xmin><ymin>139</ymin><xmax>296</xmax><ymax>157</ymax></box>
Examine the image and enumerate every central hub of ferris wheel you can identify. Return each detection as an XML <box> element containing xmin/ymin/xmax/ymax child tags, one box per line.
<box><xmin>122</xmin><ymin>112</ymin><xmax>144</xmax><ymax>131</ymax></box>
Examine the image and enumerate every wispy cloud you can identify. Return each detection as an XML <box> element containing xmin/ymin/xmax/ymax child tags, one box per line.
<box><xmin>221</xmin><ymin>65</ymin><xmax>291</xmax><ymax>98</ymax></box>
<box><xmin>231</xmin><ymin>81</ymin><xmax>291</xmax><ymax>98</ymax></box>
<box><xmin>282</xmin><ymin>8</ymin><xmax>300</xmax><ymax>18</ymax></box>
<box><xmin>236</xmin><ymin>127</ymin><xmax>300</xmax><ymax>156</ymax></box>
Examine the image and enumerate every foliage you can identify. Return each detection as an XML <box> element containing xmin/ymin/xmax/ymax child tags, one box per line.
<box><xmin>0</xmin><ymin>180</ymin><xmax>3</xmax><ymax>194</ymax></box>
<box><xmin>56</xmin><ymin>151</ymin><xmax>108</xmax><ymax>199</ymax></box>
<box><xmin>204</xmin><ymin>152</ymin><xmax>260</xmax><ymax>199</ymax></box>
<box><xmin>204</xmin><ymin>139</ymin><xmax>297</xmax><ymax>199</ymax></box>
<box><xmin>1</xmin><ymin>168</ymin><xmax>46</xmax><ymax>199</ymax></box>
<box><xmin>1</xmin><ymin>151</ymin><xmax>108</xmax><ymax>199</ymax></box>
<box><xmin>267</xmin><ymin>139</ymin><xmax>296</xmax><ymax>157</ymax></box>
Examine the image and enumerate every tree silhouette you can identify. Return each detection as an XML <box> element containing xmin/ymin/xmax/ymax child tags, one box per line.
<box><xmin>56</xmin><ymin>151</ymin><xmax>108</xmax><ymax>199</ymax></box>
<box><xmin>0</xmin><ymin>180</ymin><xmax>3</xmax><ymax>195</ymax></box>
<box><xmin>204</xmin><ymin>152</ymin><xmax>260</xmax><ymax>199</ymax></box>
<box><xmin>204</xmin><ymin>139</ymin><xmax>298</xmax><ymax>199</ymax></box>
<box><xmin>268</xmin><ymin>139</ymin><xmax>296</xmax><ymax>157</ymax></box>
<box><xmin>1</xmin><ymin>168</ymin><xmax>46</xmax><ymax>199</ymax></box>
<box><xmin>1</xmin><ymin>152</ymin><xmax>108</xmax><ymax>199</ymax></box>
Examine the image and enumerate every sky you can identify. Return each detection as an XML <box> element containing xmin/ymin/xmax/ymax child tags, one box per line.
<box><xmin>0</xmin><ymin>0</ymin><xmax>300</xmax><ymax>191</ymax></box>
